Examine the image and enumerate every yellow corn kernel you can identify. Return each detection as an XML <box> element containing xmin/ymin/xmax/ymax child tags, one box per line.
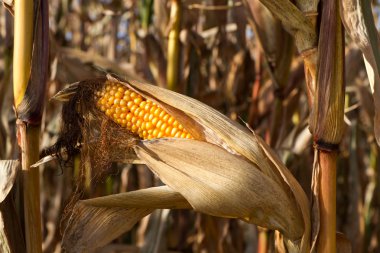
<box><xmin>95</xmin><ymin>81</ymin><xmax>193</xmax><ymax>140</ymax></box>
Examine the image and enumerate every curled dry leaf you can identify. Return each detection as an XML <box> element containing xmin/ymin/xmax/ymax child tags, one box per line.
<box><xmin>257</xmin><ymin>0</ymin><xmax>316</xmax><ymax>53</ymax></box>
<box><xmin>0</xmin><ymin>160</ymin><xmax>19</xmax><ymax>203</ymax></box>
<box><xmin>340</xmin><ymin>0</ymin><xmax>380</xmax><ymax>146</ymax></box>
<box><xmin>55</xmin><ymin>75</ymin><xmax>310</xmax><ymax>252</ymax></box>
<box><xmin>62</xmin><ymin>186</ymin><xmax>189</xmax><ymax>252</ymax></box>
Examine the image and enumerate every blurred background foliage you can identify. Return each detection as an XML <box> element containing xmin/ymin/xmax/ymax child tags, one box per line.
<box><xmin>0</xmin><ymin>0</ymin><xmax>380</xmax><ymax>252</ymax></box>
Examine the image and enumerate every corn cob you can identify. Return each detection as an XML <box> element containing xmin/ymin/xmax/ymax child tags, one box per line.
<box><xmin>95</xmin><ymin>81</ymin><xmax>193</xmax><ymax>140</ymax></box>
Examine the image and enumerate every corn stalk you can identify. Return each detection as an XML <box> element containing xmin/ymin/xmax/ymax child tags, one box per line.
<box><xmin>167</xmin><ymin>0</ymin><xmax>181</xmax><ymax>91</ymax></box>
<box><xmin>255</xmin><ymin>0</ymin><xmax>345</xmax><ymax>252</ymax></box>
<box><xmin>310</xmin><ymin>0</ymin><xmax>344</xmax><ymax>252</ymax></box>
<box><xmin>13</xmin><ymin>0</ymin><xmax>49</xmax><ymax>252</ymax></box>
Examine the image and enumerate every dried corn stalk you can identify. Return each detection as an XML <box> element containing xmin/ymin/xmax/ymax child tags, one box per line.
<box><xmin>53</xmin><ymin>75</ymin><xmax>310</xmax><ymax>253</ymax></box>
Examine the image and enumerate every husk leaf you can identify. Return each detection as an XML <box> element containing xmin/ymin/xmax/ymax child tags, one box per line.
<box><xmin>255</xmin><ymin>136</ymin><xmax>310</xmax><ymax>252</ymax></box>
<box><xmin>62</xmin><ymin>186</ymin><xmax>190</xmax><ymax>252</ymax></box>
<box><xmin>134</xmin><ymin>139</ymin><xmax>304</xmax><ymax>241</ymax></box>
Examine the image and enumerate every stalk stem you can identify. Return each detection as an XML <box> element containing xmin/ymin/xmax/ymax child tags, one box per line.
<box><xmin>18</xmin><ymin>122</ymin><xmax>42</xmax><ymax>253</ymax></box>
<box><xmin>257</xmin><ymin>228</ymin><xmax>268</xmax><ymax>253</ymax></box>
<box><xmin>167</xmin><ymin>0</ymin><xmax>181</xmax><ymax>91</ymax></box>
<box><xmin>13</xmin><ymin>0</ymin><xmax>33</xmax><ymax>107</ymax></box>
<box><xmin>317</xmin><ymin>151</ymin><xmax>337</xmax><ymax>253</ymax></box>
<box><xmin>14</xmin><ymin>0</ymin><xmax>43</xmax><ymax>252</ymax></box>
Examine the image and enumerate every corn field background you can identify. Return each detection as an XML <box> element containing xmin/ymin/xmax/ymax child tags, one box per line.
<box><xmin>0</xmin><ymin>0</ymin><xmax>380</xmax><ymax>252</ymax></box>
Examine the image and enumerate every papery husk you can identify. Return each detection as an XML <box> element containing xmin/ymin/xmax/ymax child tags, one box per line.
<box><xmin>340</xmin><ymin>0</ymin><xmax>380</xmax><ymax>146</ymax></box>
<box><xmin>121</xmin><ymin>74</ymin><xmax>310</xmax><ymax>251</ymax></box>
<box><xmin>135</xmin><ymin>139</ymin><xmax>304</xmax><ymax>241</ymax></box>
<box><xmin>0</xmin><ymin>160</ymin><xmax>19</xmax><ymax>203</ymax></box>
<box><xmin>62</xmin><ymin>186</ymin><xmax>190</xmax><ymax>252</ymax></box>
<box><xmin>254</xmin><ymin>136</ymin><xmax>310</xmax><ymax>253</ymax></box>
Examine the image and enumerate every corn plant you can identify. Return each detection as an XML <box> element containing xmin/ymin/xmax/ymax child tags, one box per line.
<box><xmin>1</xmin><ymin>0</ymin><xmax>380</xmax><ymax>252</ymax></box>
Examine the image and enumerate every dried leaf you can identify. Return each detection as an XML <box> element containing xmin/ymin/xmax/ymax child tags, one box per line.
<box><xmin>340</xmin><ymin>0</ymin><xmax>380</xmax><ymax>146</ymax></box>
<box><xmin>1</xmin><ymin>198</ymin><xmax>25</xmax><ymax>253</ymax></box>
<box><xmin>59</xmin><ymin>47</ymin><xmax>138</xmax><ymax>80</ymax></box>
<box><xmin>336</xmin><ymin>232</ymin><xmax>352</xmax><ymax>253</ymax></box>
<box><xmin>245</xmin><ymin>0</ymin><xmax>294</xmax><ymax>89</ymax></box>
<box><xmin>62</xmin><ymin>186</ymin><xmax>190</xmax><ymax>252</ymax></box>
<box><xmin>0</xmin><ymin>161</ymin><xmax>24</xmax><ymax>253</ymax></box>
<box><xmin>255</xmin><ymin>137</ymin><xmax>310</xmax><ymax>253</ymax></box>
<box><xmin>0</xmin><ymin>160</ymin><xmax>19</xmax><ymax>203</ymax></box>
<box><xmin>256</xmin><ymin>0</ymin><xmax>316</xmax><ymax>52</ymax></box>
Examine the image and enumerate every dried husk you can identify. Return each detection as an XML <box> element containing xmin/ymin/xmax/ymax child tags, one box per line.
<box><xmin>0</xmin><ymin>160</ymin><xmax>19</xmax><ymax>203</ymax></box>
<box><xmin>56</xmin><ymin>75</ymin><xmax>310</xmax><ymax>252</ymax></box>
<box><xmin>62</xmin><ymin>186</ymin><xmax>189</xmax><ymax>252</ymax></box>
<box><xmin>340</xmin><ymin>0</ymin><xmax>380</xmax><ymax>146</ymax></box>
<box><xmin>135</xmin><ymin>139</ymin><xmax>303</xmax><ymax>239</ymax></box>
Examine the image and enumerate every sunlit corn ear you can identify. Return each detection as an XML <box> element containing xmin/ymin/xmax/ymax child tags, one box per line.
<box><xmin>54</xmin><ymin>75</ymin><xmax>310</xmax><ymax>252</ymax></box>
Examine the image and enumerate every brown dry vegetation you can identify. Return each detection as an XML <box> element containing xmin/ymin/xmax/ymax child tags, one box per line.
<box><xmin>0</xmin><ymin>0</ymin><xmax>380</xmax><ymax>253</ymax></box>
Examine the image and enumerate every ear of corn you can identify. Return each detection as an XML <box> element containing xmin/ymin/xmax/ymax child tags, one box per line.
<box><xmin>95</xmin><ymin>80</ymin><xmax>192</xmax><ymax>140</ymax></box>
